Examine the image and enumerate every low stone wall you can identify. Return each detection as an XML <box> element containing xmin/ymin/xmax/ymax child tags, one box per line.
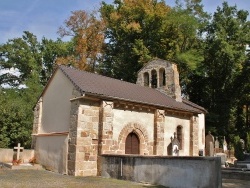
<box><xmin>0</xmin><ymin>148</ymin><xmax>34</xmax><ymax>163</ymax></box>
<box><xmin>101</xmin><ymin>155</ymin><xmax>222</xmax><ymax>188</ymax></box>
<box><xmin>222</xmin><ymin>169</ymin><xmax>250</xmax><ymax>180</ymax></box>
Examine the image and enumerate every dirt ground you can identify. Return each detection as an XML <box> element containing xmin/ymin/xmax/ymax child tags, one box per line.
<box><xmin>0</xmin><ymin>168</ymin><xmax>250</xmax><ymax>188</ymax></box>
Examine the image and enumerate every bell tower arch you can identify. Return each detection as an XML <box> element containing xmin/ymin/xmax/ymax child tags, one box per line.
<box><xmin>136</xmin><ymin>59</ymin><xmax>182</xmax><ymax>102</ymax></box>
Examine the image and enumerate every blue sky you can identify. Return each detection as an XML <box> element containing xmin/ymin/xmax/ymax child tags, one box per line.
<box><xmin>0</xmin><ymin>0</ymin><xmax>249</xmax><ymax>44</ymax></box>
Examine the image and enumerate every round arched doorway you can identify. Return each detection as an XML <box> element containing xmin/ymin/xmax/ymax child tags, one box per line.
<box><xmin>125</xmin><ymin>132</ymin><xmax>140</xmax><ymax>154</ymax></box>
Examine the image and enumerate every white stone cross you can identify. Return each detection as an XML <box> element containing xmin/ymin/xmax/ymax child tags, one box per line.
<box><xmin>14</xmin><ymin>143</ymin><xmax>24</xmax><ymax>160</ymax></box>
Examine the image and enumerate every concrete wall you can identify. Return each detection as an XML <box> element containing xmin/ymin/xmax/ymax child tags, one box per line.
<box><xmin>101</xmin><ymin>155</ymin><xmax>221</xmax><ymax>188</ymax></box>
<box><xmin>0</xmin><ymin>148</ymin><xmax>34</xmax><ymax>163</ymax></box>
<box><xmin>35</xmin><ymin>135</ymin><xmax>68</xmax><ymax>174</ymax></box>
<box><xmin>41</xmin><ymin>69</ymin><xmax>74</xmax><ymax>133</ymax></box>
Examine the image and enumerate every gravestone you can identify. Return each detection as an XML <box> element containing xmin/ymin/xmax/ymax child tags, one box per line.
<box><xmin>223</xmin><ymin>136</ymin><xmax>227</xmax><ymax>152</ymax></box>
<box><xmin>205</xmin><ymin>131</ymin><xmax>214</xmax><ymax>156</ymax></box>
<box><xmin>214</xmin><ymin>137</ymin><xmax>219</xmax><ymax>153</ymax></box>
<box><xmin>13</xmin><ymin>143</ymin><xmax>24</xmax><ymax>161</ymax></box>
<box><xmin>240</xmin><ymin>139</ymin><xmax>245</xmax><ymax>150</ymax></box>
<box><xmin>171</xmin><ymin>132</ymin><xmax>180</xmax><ymax>156</ymax></box>
<box><xmin>215</xmin><ymin>153</ymin><xmax>227</xmax><ymax>167</ymax></box>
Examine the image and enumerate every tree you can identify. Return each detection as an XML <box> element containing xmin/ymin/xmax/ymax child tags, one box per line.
<box><xmin>58</xmin><ymin>10</ymin><xmax>106</xmax><ymax>72</ymax></box>
<box><xmin>100</xmin><ymin>0</ymin><xmax>208</xmax><ymax>84</ymax></box>
<box><xmin>0</xmin><ymin>88</ymin><xmax>36</xmax><ymax>148</ymax></box>
<box><xmin>189</xmin><ymin>2</ymin><xmax>250</xmax><ymax>139</ymax></box>
<box><xmin>0</xmin><ymin>31</ymin><xmax>72</xmax><ymax>87</ymax></box>
<box><xmin>100</xmin><ymin>0</ymin><xmax>171</xmax><ymax>81</ymax></box>
<box><xmin>0</xmin><ymin>32</ymin><xmax>71</xmax><ymax>148</ymax></box>
<box><xmin>0</xmin><ymin>31</ymin><xmax>42</xmax><ymax>87</ymax></box>
<box><xmin>40</xmin><ymin>38</ymin><xmax>73</xmax><ymax>85</ymax></box>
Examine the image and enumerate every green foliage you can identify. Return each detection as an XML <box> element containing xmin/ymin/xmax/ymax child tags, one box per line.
<box><xmin>100</xmin><ymin>0</ymin><xmax>207</xmax><ymax>83</ymax></box>
<box><xmin>233</xmin><ymin>135</ymin><xmax>245</xmax><ymax>161</ymax></box>
<box><xmin>188</xmin><ymin>2</ymin><xmax>250</xmax><ymax>138</ymax></box>
<box><xmin>0</xmin><ymin>88</ymin><xmax>39</xmax><ymax>148</ymax></box>
<box><xmin>40</xmin><ymin>38</ymin><xmax>73</xmax><ymax>85</ymax></box>
<box><xmin>0</xmin><ymin>32</ymin><xmax>69</xmax><ymax>148</ymax></box>
<box><xmin>0</xmin><ymin>31</ymin><xmax>72</xmax><ymax>87</ymax></box>
<box><xmin>246</xmin><ymin>132</ymin><xmax>250</xmax><ymax>153</ymax></box>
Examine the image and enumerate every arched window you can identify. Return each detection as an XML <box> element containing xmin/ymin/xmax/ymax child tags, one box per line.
<box><xmin>151</xmin><ymin>70</ymin><xmax>157</xmax><ymax>88</ymax></box>
<box><xmin>143</xmin><ymin>72</ymin><xmax>149</xmax><ymax>87</ymax></box>
<box><xmin>159</xmin><ymin>68</ymin><xmax>166</xmax><ymax>87</ymax></box>
<box><xmin>177</xmin><ymin>126</ymin><xmax>183</xmax><ymax>150</ymax></box>
<box><xmin>125</xmin><ymin>132</ymin><xmax>140</xmax><ymax>154</ymax></box>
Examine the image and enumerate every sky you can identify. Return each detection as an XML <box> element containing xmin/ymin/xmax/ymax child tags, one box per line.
<box><xmin>0</xmin><ymin>0</ymin><xmax>250</xmax><ymax>44</ymax></box>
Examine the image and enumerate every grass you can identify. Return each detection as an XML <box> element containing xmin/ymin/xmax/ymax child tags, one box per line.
<box><xmin>0</xmin><ymin>169</ymin><xmax>166</xmax><ymax>188</ymax></box>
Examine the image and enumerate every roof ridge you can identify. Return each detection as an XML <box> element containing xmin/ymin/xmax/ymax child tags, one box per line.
<box><xmin>59</xmin><ymin>64</ymin><xmax>135</xmax><ymax>84</ymax></box>
<box><xmin>58</xmin><ymin>64</ymin><xmax>175</xmax><ymax>94</ymax></box>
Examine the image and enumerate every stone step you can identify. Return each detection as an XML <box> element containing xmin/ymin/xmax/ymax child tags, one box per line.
<box><xmin>0</xmin><ymin>162</ymin><xmax>43</xmax><ymax>170</ymax></box>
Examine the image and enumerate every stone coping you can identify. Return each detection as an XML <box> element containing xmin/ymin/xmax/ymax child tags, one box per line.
<box><xmin>101</xmin><ymin>154</ymin><xmax>219</xmax><ymax>161</ymax></box>
<box><xmin>32</xmin><ymin>131</ymin><xmax>69</xmax><ymax>136</ymax></box>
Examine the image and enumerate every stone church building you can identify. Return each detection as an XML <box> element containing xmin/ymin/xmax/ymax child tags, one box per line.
<box><xmin>32</xmin><ymin>59</ymin><xmax>206</xmax><ymax>176</ymax></box>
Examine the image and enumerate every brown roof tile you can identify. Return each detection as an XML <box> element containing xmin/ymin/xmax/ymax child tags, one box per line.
<box><xmin>59</xmin><ymin>65</ymin><xmax>205</xmax><ymax>114</ymax></box>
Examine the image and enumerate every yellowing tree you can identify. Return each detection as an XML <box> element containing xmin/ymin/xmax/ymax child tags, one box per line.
<box><xmin>58</xmin><ymin>10</ymin><xmax>106</xmax><ymax>72</ymax></box>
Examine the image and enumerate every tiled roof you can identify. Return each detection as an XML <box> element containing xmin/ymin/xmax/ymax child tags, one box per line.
<box><xmin>59</xmin><ymin>65</ymin><xmax>205</xmax><ymax>114</ymax></box>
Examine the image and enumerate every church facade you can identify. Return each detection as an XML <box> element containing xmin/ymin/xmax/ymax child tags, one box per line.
<box><xmin>32</xmin><ymin>59</ymin><xmax>206</xmax><ymax>176</ymax></box>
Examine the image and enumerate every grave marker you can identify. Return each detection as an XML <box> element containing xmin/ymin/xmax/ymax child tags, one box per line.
<box><xmin>205</xmin><ymin>131</ymin><xmax>214</xmax><ymax>156</ymax></box>
<box><xmin>14</xmin><ymin>143</ymin><xmax>24</xmax><ymax>161</ymax></box>
<box><xmin>223</xmin><ymin>136</ymin><xmax>227</xmax><ymax>152</ymax></box>
<box><xmin>171</xmin><ymin>132</ymin><xmax>180</xmax><ymax>156</ymax></box>
<box><xmin>214</xmin><ymin>137</ymin><xmax>219</xmax><ymax>153</ymax></box>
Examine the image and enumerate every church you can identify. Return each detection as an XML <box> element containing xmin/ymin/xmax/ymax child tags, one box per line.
<box><xmin>32</xmin><ymin>59</ymin><xmax>206</xmax><ymax>176</ymax></box>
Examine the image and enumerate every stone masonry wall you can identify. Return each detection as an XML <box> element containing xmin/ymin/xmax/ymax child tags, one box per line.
<box><xmin>69</xmin><ymin>99</ymin><xmax>100</xmax><ymax>176</ymax></box>
<box><xmin>99</xmin><ymin>101</ymin><xmax>114</xmax><ymax>154</ymax></box>
<box><xmin>67</xmin><ymin>99</ymin><xmax>80</xmax><ymax>175</ymax></box>
<box><xmin>67</xmin><ymin>88</ymin><xmax>82</xmax><ymax>175</ymax></box>
<box><xmin>189</xmin><ymin>116</ymin><xmax>199</xmax><ymax>156</ymax></box>
<box><xmin>136</xmin><ymin>59</ymin><xmax>182</xmax><ymax>102</ymax></box>
<box><xmin>154</xmin><ymin>109</ymin><xmax>165</xmax><ymax>155</ymax></box>
<box><xmin>68</xmin><ymin>97</ymin><xmax>200</xmax><ymax>176</ymax></box>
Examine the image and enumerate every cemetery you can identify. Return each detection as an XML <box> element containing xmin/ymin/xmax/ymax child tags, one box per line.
<box><xmin>205</xmin><ymin>132</ymin><xmax>250</xmax><ymax>181</ymax></box>
<box><xmin>1</xmin><ymin>132</ymin><xmax>250</xmax><ymax>187</ymax></box>
<box><xmin>0</xmin><ymin>143</ymin><xmax>42</xmax><ymax>170</ymax></box>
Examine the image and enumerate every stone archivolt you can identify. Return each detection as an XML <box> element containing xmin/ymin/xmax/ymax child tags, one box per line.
<box><xmin>118</xmin><ymin>122</ymin><xmax>150</xmax><ymax>155</ymax></box>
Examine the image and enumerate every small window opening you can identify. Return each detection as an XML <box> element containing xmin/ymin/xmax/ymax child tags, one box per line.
<box><xmin>177</xmin><ymin>126</ymin><xmax>183</xmax><ymax>150</ymax></box>
<box><xmin>151</xmin><ymin>70</ymin><xmax>157</xmax><ymax>88</ymax></box>
<box><xmin>143</xmin><ymin>72</ymin><xmax>149</xmax><ymax>87</ymax></box>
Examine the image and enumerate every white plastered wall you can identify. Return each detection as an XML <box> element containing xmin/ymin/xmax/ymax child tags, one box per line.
<box><xmin>112</xmin><ymin>109</ymin><xmax>154</xmax><ymax>143</ymax></box>
<box><xmin>41</xmin><ymin>69</ymin><xmax>74</xmax><ymax>133</ymax></box>
<box><xmin>35</xmin><ymin>69</ymin><xmax>74</xmax><ymax>174</ymax></box>
<box><xmin>35</xmin><ymin>135</ymin><xmax>68</xmax><ymax>174</ymax></box>
<box><xmin>164</xmin><ymin>115</ymin><xmax>190</xmax><ymax>156</ymax></box>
